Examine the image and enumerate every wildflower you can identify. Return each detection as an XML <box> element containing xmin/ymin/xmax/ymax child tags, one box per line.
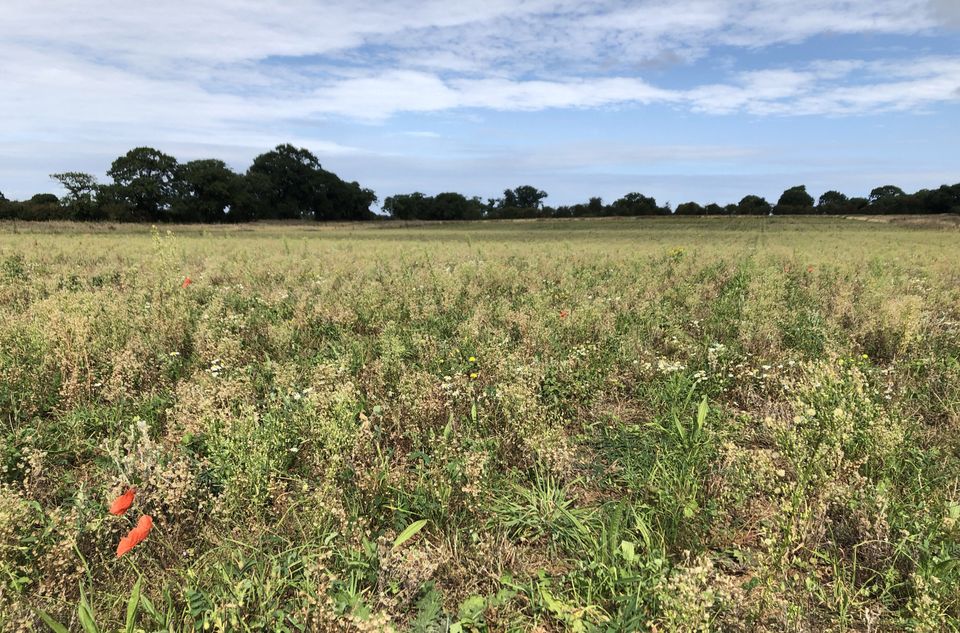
<box><xmin>181</xmin><ymin>276</ymin><xmax>192</xmax><ymax>288</ymax></box>
<box><xmin>108</xmin><ymin>488</ymin><xmax>135</xmax><ymax>516</ymax></box>
<box><xmin>470</xmin><ymin>372</ymin><xmax>479</xmax><ymax>380</ymax></box>
<box><xmin>560</xmin><ymin>309</ymin><xmax>569</xmax><ymax>319</ymax></box>
<box><xmin>807</xmin><ymin>265</ymin><xmax>814</xmax><ymax>273</ymax></box>
<box><xmin>469</xmin><ymin>356</ymin><xmax>477</xmax><ymax>363</ymax></box>
<box><xmin>117</xmin><ymin>515</ymin><xmax>153</xmax><ymax>558</ymax></box>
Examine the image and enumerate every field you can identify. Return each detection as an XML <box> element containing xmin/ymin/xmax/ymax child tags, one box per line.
<box><xmin>1</xmin><ymin>217</ymin><xmax>959</xmax><ymax>632</ymax></box>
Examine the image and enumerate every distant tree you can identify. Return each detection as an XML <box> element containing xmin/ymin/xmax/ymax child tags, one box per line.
<box><xmin>846</xmin><ymin>197</ymin><xmax>870</xmax><ymax>214</ymax></box>
<box><xmin>738</xmin><ymin>195</ymin><xmax>771</xmax><ymax>216</ymax></box>
<box><xmin>914</xmin><ymin>184</ymin><xmax>960</xmax><ymax>214</ymax></box>
<box><xmin>12</xmin><ymin>193</ymin><xmax>66</xmax><ymax>221</ymax></box>
<box><xmin>868</xmin><ymin>185</ymin><xmax>907</xmax><ymax>214</ymax></box>
<box><xmin>487</xmin><ymin>186</ymin><xmax>548</xmax><ymax>219</ymax></box>
<box><xmin>172</xmin><ymin>160</ymin><xmax>246</xmax><ymax>223</ymax></box>
<box><xmin>587</xmin><ymin>197</ymin><xmax>605</xmax><ymax>215</ymax></box>
<box><xmin>503</xmin><ymin>185</ymin><xmax>548</xmax><ymax>210</ymax></box>
<box><xmin>315</xmin><ymin>177</ymin><xmax>377</xmax><ymax>221</ymax></box>
<box><xmin>246</xmin><ymin>144</ymin><xmax>323</xmax><ymax>220</ymax></box>
<box><xmin>246</xmin><ymin>144</ymin><xmax>375</xmax><ymax>221</ymax></box>
<box><xmin>383</xmin><ymin>192</ymin><xmax>427</xmax><ymax>220</ymax></box>
<box><xmin>30</xmin><ymin>193</ymin><xmax>60</xmax><ymax>205</ymax></box>
<box><xmin>817</xmin><ymin>190</ymin><xmax>848</xmax><ymax>214</ymax></box>
<box><xmin>51</xmin><ymin>172</ymin><xmax>100</xmax><ymax>220</ymax></box>
<box><xmin>869</xmin><ymin>185</ymin><xmax>905</xmax><ymax>204</ymax></box>
<box><xmin>0</xmin><ymin>189</ymin><xmax>7</xmax><ymax>202</ymax></box>
<box><xmin>704</xmin><ymin>203</ymin><xmax>725</xmax><ymax>215</ymax></box>
<box><xmin>382</xmin><ymin>192</ymin><xmax>480</xmax><ymax>221</ymax></box>
<box><xmin>107</xmin><ymin>147</ymin><xmax>180</xmax><ymax>221</ymax></box>
<box><xmin>611</xmin><ymin>192</ymin><xmax>659</xmax><ymax>216</ymax></box>
<box><xmin>675</xmin><ymin>201</ymin><xmax>705</xmax><ymax>216</ymax></box>
<box><xmin>774</xmin><ymin>185</ymin><xmax>814</xmax><ymax>215</ymax></box>
<box><xmin>431</xmin><ymin>192</ymin><xmax>482</xmax><ymax>220</ymax></box>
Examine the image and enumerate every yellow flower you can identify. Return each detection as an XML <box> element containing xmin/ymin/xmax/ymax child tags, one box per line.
<box><xmin>470</xmin><ymin>372</ymin><xmax>479</xmax><ymax>379</ymax></box>
<box><xmin>469</xmin><ymin>356</ymin><xmax>477</xmax><ymax>363</ymax></box>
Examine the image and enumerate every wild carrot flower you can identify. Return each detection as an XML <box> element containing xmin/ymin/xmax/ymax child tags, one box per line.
<box><xmin>116</xmin><ymin>515</ymin><xmax>153</xmax><ymax>557</ymax></box>
<box><xmin>108</xmin><ymin>488</ymin><xmax>135</xmax><ymax>516</ymax></box>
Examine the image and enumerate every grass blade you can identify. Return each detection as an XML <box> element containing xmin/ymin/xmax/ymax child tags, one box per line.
<box><xmin>35</xmin><ymin>609</ymin><xmax>70</xmax><ymax>633</ymax></box>
<box><xmin>393</xmin><ymin>519</ymin><xmax>428</xmax><ymax>549</ymax></box>
<box><xmin>125</xmin><ymin>576</ymin><xmax>142</xmax><ymax>633</ymax></box>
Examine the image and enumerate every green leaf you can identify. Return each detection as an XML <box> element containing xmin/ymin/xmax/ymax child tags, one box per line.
<box><xmin>393</xmin><ymin>519</ymin><xmax>428</xmax><ymax>550</ymax></box>
<box><xmin>696</xmin><ymin>396</ymin><xmax>709</xmax><ymax>434</ymax></box>
<box><xmin>78</xmin><ymin>584</ymin><xmax>100</xmax><ymax>633</ymax></box>
<box><xmin>619</xmin><ymin>540</ymin><xmax>636</xmax><ymax>564</ymax></box>
<box><xmin>35</xmin><ymin>609</ymin><xmax>69</xmax><ymax>633</ymax></box>
<box><xmin>125</xmin><ymin>576</ymin><xmax>142</xmax><ymax>633</ymax></box>
<box><xmin>140</xmin><ymin>595</ymin><xmax>163</xmax><ymax>625</ymax></box>
<box><xmin>673</xmin><ymin>414</ymin><xmax>686</xmax><ymax>442</ymax></box>
<box><xmin>458</xmin><ymin>595</ymin><xmax>487</xmax><ymax>622</ymax></box>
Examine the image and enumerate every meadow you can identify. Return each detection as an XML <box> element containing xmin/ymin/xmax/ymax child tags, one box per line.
<box><xmin>1</xmin><ymin>216</ymin><xmax>958</xmax><ymax>632</ymax></box>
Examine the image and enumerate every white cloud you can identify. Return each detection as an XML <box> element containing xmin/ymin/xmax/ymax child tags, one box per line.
<box><xmin>686</xmin><ymin>57</ymin><xmax>960</xmax><ymax>116</ymax></box>
<box><xmin>928</xmin><ymin>0</ymin><xmax>960</xmax><ymax>27</ymax></box>
<box><xmin>1</xmin><ymin>0</ymin><xmax>959</xmax><ymax>199</ymax></box>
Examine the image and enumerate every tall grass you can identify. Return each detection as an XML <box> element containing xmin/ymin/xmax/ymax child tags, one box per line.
<box><xmin>1</xmin><ymin>217</ymin><xmax>958</xmax><ymax>631</ymax></box>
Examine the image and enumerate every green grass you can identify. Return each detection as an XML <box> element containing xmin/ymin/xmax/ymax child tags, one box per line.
<box><xmin>1</xmin><ymin>216</ymin><xmax>959</xmax><ymax>631</ymax></box>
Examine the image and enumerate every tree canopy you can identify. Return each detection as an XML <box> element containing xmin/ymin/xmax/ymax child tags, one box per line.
<box><xmin>3</xmin><ymin>150</ymin><xmax>958</xmax><ymax>223</ymax></box>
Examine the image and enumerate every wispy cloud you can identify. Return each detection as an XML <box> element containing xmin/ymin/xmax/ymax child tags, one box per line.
<box><xmin>1</xmin><ymin>0</ymin><xmax>958</xmax><ymax>200</ymax></box>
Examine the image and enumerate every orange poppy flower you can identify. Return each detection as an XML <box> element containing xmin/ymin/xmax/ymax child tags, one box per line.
<box><xmin>116</xmin><ymin>515</ymin><xmax>153</xmax><ymax>558</ymax></box>
<box><xmin>560</xmin><ymin>310</ymin><xmax>569</xmax><ymax>319</ymax></box>
<box><xmin>130</xmin><ymin>515</ymin><xmax>153</xmax><ymax>541</ymax></box>
<box><xmin>182</xmin><ymin>276</ymin><xmax>192</xmax><ymax>288</ymax></box>
<box><xmin>108</xmin><ymin>488</ymin><xmax>135</xmax><ymax>516</ymax></box>
<box><xmin>116</xmin><ymin>534</ymin><xmax>135</xmax><ymax>557</ymax></box>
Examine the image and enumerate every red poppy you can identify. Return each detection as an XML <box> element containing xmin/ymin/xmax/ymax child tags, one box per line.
<box><xmin>116</xmin><ymin>515</ymin><xmax>153</xmax><ymax>557</ymax></box>
<box><xmin>807</xmin><ymin>265</ymin><xmax>814</xmax><ymax>273</ymax></box>
<box><xmin>129</xmin><ymin>515</ymin><xmax>153</xmax><ymax>541</ymax></box>
<box><xmin>108</xmin><ymin>488</ymin><xmax>135</xmax><ymax>516</ymax></box>
<box><xmin>560</xmin><ymin>310</ymin><xmax>569</xmax><ymax>319</ymax></box>
<box><xmin>116</xmin><ymin>534</ymin><xmax>135</xmax><ymax>557</ymax></box>
<box><xmin>182</xmin><ymin>276</ymin><xmax>192</xmax><ymax>288</ymax></box>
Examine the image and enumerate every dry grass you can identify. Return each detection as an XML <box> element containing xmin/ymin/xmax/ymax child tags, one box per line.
<box><xmin>1</xmin><ymin>217</ymin><xmax>959</xmax><ymax>632</ymax></box>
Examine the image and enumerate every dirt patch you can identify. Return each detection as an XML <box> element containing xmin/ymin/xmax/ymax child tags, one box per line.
<box><xmin>845</xmin><ymin>214</ymin><xmax>960</xmax><ymax>228</ymax></box>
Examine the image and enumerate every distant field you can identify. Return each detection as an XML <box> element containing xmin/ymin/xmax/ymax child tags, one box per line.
<box><xmin>1</xmin><ymin>218</ymin><xmax>959</xmax><ymax>631</ymax></box>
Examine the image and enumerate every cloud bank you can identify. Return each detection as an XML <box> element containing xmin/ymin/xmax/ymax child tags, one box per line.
<box><xmin>1</xmin><ymin>0</ymin><xmax>958</xmax><ymax>201</ymax></box>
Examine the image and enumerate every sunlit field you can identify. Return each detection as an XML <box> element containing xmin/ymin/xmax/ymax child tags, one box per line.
<box><xmin>2</xmin><ymin>217</ymin><xmax>959</xmax><ymax>632</ymax></box>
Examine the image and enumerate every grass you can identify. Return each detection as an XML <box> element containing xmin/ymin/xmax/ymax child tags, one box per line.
<box><xmin>1</xmin><ymin>216</ymin><xmax>959</xmax><ymax>631</ymax></box>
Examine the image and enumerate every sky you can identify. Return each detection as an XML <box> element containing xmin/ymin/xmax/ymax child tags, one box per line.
<box><xmin>2</xmin><ymin>0</ymin><xmax>959</xmax><ymax>207</ymax></box>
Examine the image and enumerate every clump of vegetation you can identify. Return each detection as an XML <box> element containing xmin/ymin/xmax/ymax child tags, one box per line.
<box><xmin>1</xmin><ymin>217</ymin><xmax>958</xmax><ymax>631</ymax></box>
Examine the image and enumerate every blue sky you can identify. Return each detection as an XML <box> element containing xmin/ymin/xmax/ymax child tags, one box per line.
<box><xmin>2</xmin><ymin>0</ymin><xmax>959</xmax><ymax>207</ymax></box>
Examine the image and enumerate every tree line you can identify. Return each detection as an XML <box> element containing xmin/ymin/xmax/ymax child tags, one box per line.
<box><xmin>385</xmin><ymin>183</ymin><xmax>960</xmax><ymax>220</ymax></box>
<box><xmin>0</xmin><ymin>145</ymin><xmax>376</xmax><ymax>222</ymax></box>
<box><xmin>1</xmin><ymin>145</ymin><xmax>958</xmax><ymax>222</ymax></box>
